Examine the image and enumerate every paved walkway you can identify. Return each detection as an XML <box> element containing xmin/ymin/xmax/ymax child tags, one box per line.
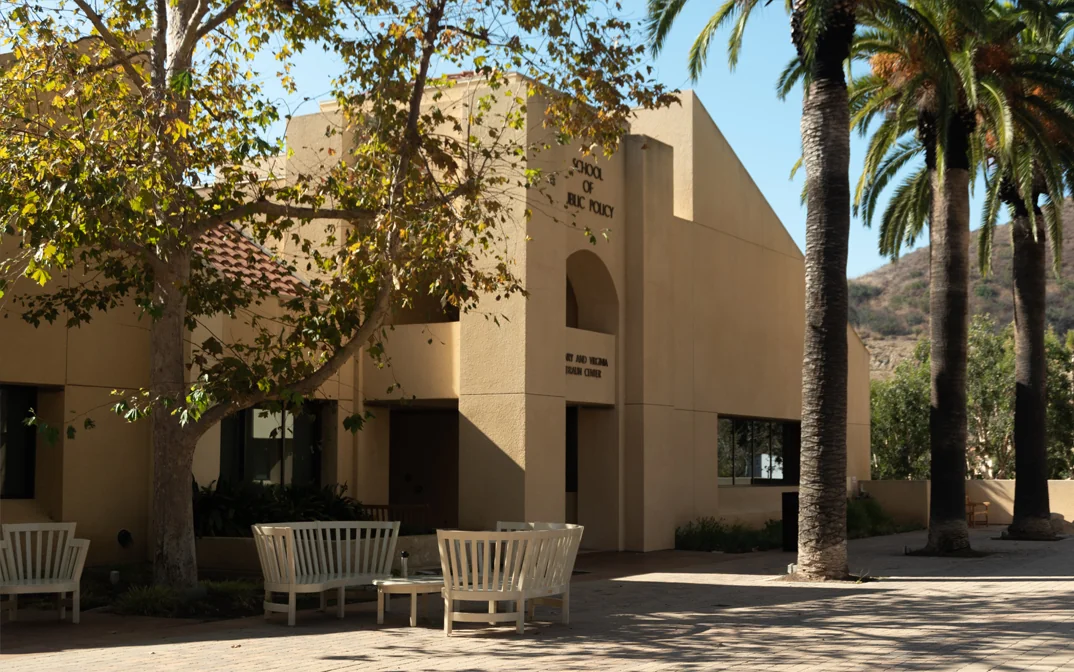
<box><xmin>2</xmin><ymin>528</ymin><xmax>1072</xmax><ymax>671</ymax></box>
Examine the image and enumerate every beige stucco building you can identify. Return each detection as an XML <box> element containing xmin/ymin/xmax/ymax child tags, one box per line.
<box><xmin>0</xmin><ymin>85</ymin><xmax>871</xmax><ymax>565</ymax></box>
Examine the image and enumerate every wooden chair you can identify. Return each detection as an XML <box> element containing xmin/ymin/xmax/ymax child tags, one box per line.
<box><xmin>0</xmin><ymin>523</ymin><xmax>91</xmax><ymax>624</ymax></box>
<box><xmin>966</xmin><ymin>497</ymin><xmax>990</xmax><ymax>527</ymax></box>
<box><xmin>252</xmin><ymin>521</ymin><xmax>399</xmax><ymax>626</ymax></box>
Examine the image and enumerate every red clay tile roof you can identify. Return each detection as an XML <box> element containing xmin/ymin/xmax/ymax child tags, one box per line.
<box><xmin>197</xmin><ymin>225</ymin><xmax>305</xmax><ymax>296</ymax></box>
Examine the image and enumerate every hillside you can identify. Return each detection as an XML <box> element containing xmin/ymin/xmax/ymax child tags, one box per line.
<box><xmin>850</xmin><ymin>204</ymin><xmax>1074</xmax><ymax>378</ymax></box>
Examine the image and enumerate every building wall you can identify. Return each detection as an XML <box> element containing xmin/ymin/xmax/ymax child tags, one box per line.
<box><xmin>349</xmin><ymin>85</ymin><xmax>871</xmax><ymax>552</ymax></box>
<box><xmin>622</xmin><ymin>94</ymin><xmax>872</xmax><ymax>550</ymax></box>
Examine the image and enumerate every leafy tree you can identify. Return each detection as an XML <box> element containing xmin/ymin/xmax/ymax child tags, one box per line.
<box><xmin>644</xmin><ymin>0</ymin><xmax>923</xmax><ymax>581</ymax></box>
<box><xmin>966</xmin><ymin>317</ymin><xmax>1015</xmax><ymax>478</ymax></box>
<box><xmin>1046</xmin><ymin>329</ymin><xmax>1074</xmax><ymax>479</ymax></box>
<box><xmin>871</xmin><ymin>315</ymin><xmax>1074</xmax><ymax>482</ymax></box>
<box><xmin>870</xmin><ymin>341</ymin><xmax>930</xmax><ymax>480</ymax></box>
<box><xmin>0</xmin><ymin>0</ymin><xmax>673</xmax><ymax>588</ymax></box>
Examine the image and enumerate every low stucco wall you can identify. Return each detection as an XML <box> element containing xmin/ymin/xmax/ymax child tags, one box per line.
<box><xmin>861</xmin><ymin>480</ymin><xmax>1074</xmax><ymax>528</ymax></box>
<box><xmin>717</xmin><ymin>486</ymin><xmax>799</xmax><ymax>527</ymax></box>
<box><xmin>860</xmin><ymin>480</ymin><xmax>931</xmax><ymax>527</ymax></box>
<box><xmin>196</xmin><ymin>534</ymin><xmax>440</xmax><ymax>576</ymax></box>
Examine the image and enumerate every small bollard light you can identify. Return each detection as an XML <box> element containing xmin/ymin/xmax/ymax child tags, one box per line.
<box><xmin>400</xmin><ymin>550</ymin><xmax>410</xmax><ymax>579</ymax></box>
<box><xmin>109</xmin><ymin>570</ymin><xmax>121</xmax><ymax>585</ymax></box>
<box><xmin>787</xmin><ymin>563</ymin><xmax>797</xmax><ymax>575</ymax></box>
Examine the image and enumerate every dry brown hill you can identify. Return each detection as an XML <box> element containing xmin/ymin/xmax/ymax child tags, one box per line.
<box><xmin>850</xmin><ymin>203</ymin><xmax>1074</xmax><ymax>378</ymax></box>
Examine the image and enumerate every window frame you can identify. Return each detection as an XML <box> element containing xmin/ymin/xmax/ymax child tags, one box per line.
<box><xmin>217</xmin><ymin>401</ymin><xmax>328</xmax><ymax>488</ymax></box>
<box><xmin>717</xmin><ymin>414</ymin><xmax>801</xmax><ymax>487</ymax></box>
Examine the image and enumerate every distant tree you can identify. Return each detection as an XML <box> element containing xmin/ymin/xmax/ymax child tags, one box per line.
<box><xmin>870</xmin><ymin>341</ymin><xmax>930</xmax><ymax>480</ymax></box>
<box><xmin>871</xmin><ymin>315</ymin><xmax>1074</xmax><ymax>482</ymax></box>
<box><xmin>0</xmin><ymin>0</ymin><xmax>673</xmax><ymax>589</ymax></box>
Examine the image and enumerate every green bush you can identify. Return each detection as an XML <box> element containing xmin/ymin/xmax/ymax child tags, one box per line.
<box><xmin>112</xmin><ymin>580</ymin><xmax>264</xmax><ymax>619</ymax></box>
<box><xmin>676</xmin><ymin>499</ymin><xmax>918</xmax><ymax>554</ymax></box>
<box><xmin>846</xmin><ymin>496</ymin><xmax>902</xmax><ymax>539</ymax></box>
<box><xmin>112</xmin><ymin>585</ymin><xmax>181</xmax><ymax>616</ymax></box>
<box><xmin>675</xmin><ymin>517</ymin><xmax>782</xmax><ymax>553</ymax></box>
<box><xmin>193</xmin><ymin>481</ymin><xmax>365</xmax><ymax>537</ymax></box>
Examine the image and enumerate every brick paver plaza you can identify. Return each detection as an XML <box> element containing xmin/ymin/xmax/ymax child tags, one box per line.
<box><xmin>2</xmin><ymin>528</ymin><xmax>1071</xmax><ymax>671</ymax></box>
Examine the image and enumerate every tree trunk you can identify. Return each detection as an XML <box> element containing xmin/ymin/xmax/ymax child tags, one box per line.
<box><xmin>149</xmin><ymin>259</ymin><xmax>199</xmax><ymax>589</ymax></box>
<box><xmin>794</xmin><ymin>10</ymin><xmax>854</xmax><ymax>580</ymax></box>
<box><xmin>1008</xmin><ymin>209</ymin><xmax>1053</xmax><ymax>539</ymax></box>
<box><xmin>922</xmin><ymin>114</ymin><xmax>972</xmax><ymax>554</ymax></box>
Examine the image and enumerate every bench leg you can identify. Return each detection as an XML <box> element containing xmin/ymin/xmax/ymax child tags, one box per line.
<box><xmin>443</xmin><ymin>595</ymin><xmax>452</xmax><ymax>636</ymax></box>
<box><xmin>562</xmin><ymin>589</ymin><xmax>570</xmax><ymax>625</ymax></box>
<box><xmin>336</xmin><ymin>587</ymin><xmax>345</xmax><ymax>619</ymax></box>
<box><xmin>72</xmin><ymin>590</ymin><xmax>80</xmax><ymax>625</ymax></box>
<box><xmin>56</xmin><ymin>592</ymin><xmax>66</xmax><ymax>621</ymax></box>
<box><xmin>377</xmin><ymin>589</ymin><xmax>385</xmax><ymax>625</ymax></box>
<box><xmin>287</xmin><ymin>591</ymin><xmax>297</xmax><ymax>627</ymax></box>
<box><xmin>10</xmin><ymin>595</ymin><xmax>16</xmax><ymax>622</ymax></box>
<box><xmin>516</xmin><ymin>598</ymin><xmax>525</xmax><ymax>634</ymax></box>
<box><xmin>488</xmin><ymin>599</ymin><xmax>496</xmax><ymax>624</ymax></box>
<box><xmin>319</xmin><ymin>591</ymin><xmax>327</xmax><ymax>612</ymax></box>
<box><xmin>409</xmin><ymin>593</ymin><xmax>418</xmax><ymax>627</ymax></box>
<box><xmin>264</xmin><ymin>591</ymin><xmax>273</xmax><ymax>620</ymax></box>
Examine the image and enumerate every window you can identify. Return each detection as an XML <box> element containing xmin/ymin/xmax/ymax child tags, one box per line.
<box><xmin>717</xmin><ymin>415</ymin><xmax>801</xmax><ymax>486</ymax></box>
<box><xmin>1</xmin><ymin>385</ymin><xmax>37</xmax><ymax>499</ymax></box>
<box><xmin>218</xmin><ymin>401</ymin><xmax>331</xmax><ymax>487</ymax></box>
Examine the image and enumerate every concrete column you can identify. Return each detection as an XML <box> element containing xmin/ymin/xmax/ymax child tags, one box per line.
<box><xmin>356</xmin><ymin>406</ymin><xmax>390</xmax><ymax>505</ymax></box>
<box><xmin>622</xmin><ymin>134</ymin><xmax>677</xmax><ymax>551</ymax></box>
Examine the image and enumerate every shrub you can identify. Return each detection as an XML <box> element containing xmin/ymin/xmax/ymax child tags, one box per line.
<box><xmin>848</xmin><ymin>281</ymin><xmax>882</xmax><ymax>303</ymax></box>
<box><xmin>112</xmin><ymin>585</ymin><xmax>181</xmax><ymax>616</ymax></box>
<box><xmin>193</xmin><ymin>481</ymin><xmax>365</xmax><ymax>537</ymax></box>
<box><xmin>846</xmin><ymin>497</ymin><xmax>900</xmax><ymax>539</ymax></box>
<box><xmin>111</xmin><ymin>580</ymin><xmax>264</xmax><ymax>619</ymax></box>
<box><xmin>675</xmin><ymin>517</ymin><xmax>782</xmax><ymax>553</ymax></box>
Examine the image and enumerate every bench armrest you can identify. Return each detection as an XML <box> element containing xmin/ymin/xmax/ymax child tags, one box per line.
<box><xmin>63</xmin><ymin>539</ymin><xmax>91</xmax><ymax>582</ymax></box>
<box><xmin>0</xmin><ymin>539</ymin><xmax>9</xmax><ymax>583</ymax></box>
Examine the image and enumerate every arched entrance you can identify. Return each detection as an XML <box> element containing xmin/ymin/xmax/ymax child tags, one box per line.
<box><xmin>564</xmin><ymin>250</ymin><xmax>619</xmax><ymax>549</ymax></box>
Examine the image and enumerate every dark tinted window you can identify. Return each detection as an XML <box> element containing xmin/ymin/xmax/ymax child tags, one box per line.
<box><xmin>717</xmin><ymin>415</ymin><xmax>801</xmax><ymax>486</ymax></box>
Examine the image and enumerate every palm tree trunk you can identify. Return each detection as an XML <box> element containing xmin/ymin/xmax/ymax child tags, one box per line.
<box><xmin>1008</xmin><ymin>209</ymin><xmax>1053</xmax><ymax>539</ymax></box>
<box><xmin>794</xmin><ymin>8</ymin><xmax>855</xmax><ymax>580</ymax></box>
<box><xmin>922</xmin><ymin>114</ymin><xmax>972</xmax><ymax>554</ymax></box>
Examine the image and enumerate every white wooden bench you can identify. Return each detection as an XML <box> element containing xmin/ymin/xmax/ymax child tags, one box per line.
<box><xmin>438</xmin><ymin>525</ymin><xmax>583</xmax><ymax>636</ymax></box>
<box><xmin>0</xmin><ymin>523</ymin><xmax>91</xmax><ymax>624</ymax></box>
<box><xmin>252</xmin><ymin>521</ymin><xmax>399</xmax><ymax>626</ymax></box>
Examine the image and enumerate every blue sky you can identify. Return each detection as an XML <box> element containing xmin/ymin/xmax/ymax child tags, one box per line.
<box><xmin>255</xmin><ymin>0</ymin><xmax>990</xmax><ymax>278</ymax></box>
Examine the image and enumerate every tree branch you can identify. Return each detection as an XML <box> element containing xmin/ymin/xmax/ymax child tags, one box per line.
<box><xmin>70</xmin><ymin>0</ymin><xmax>148</xmax><ymax>96</ymax></box>
<box><xmin>199</xmin><ymin>198</ymin><xmax>379</xmax><ymax>233</ymax></box>
<box><xmin>80</xmin><ymin>51</ymin><xmax>151</xmax><ymax>75</ymax></box>
<box><xmin>196</xmin><ymin>0</ymin><xmax>247</xmax><ymax>41</ymax></box>
<box><xmin>191</xmin><ymin>281</ymin><xmax>392</xmax><ymax>431</ymax></box>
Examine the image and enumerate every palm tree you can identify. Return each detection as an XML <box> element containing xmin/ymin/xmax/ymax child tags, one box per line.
<box><xmin>977</xmin><ymin>7</ymin><xmax>1074</xmax><ymax>539</ymax></box>
<box><xmin>647</xmin><ymin>0</ymin><xmax>866</xmax><ymax>580</ymax></box>
<box><xmin>853</xmin><ymin>0</ymin><xmax>1074</xmax><ymax>546</ymax></box>
<box><xmin>849</xmin><ymin>0</ymin><xmax>989</xmax><ymax>553</ymax></box>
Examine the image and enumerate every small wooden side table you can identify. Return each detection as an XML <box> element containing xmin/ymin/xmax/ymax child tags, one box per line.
<box><xmin>373</xmin><ymin>576</ymin><xmax>444</xmax><ymax>627</ymax></box>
